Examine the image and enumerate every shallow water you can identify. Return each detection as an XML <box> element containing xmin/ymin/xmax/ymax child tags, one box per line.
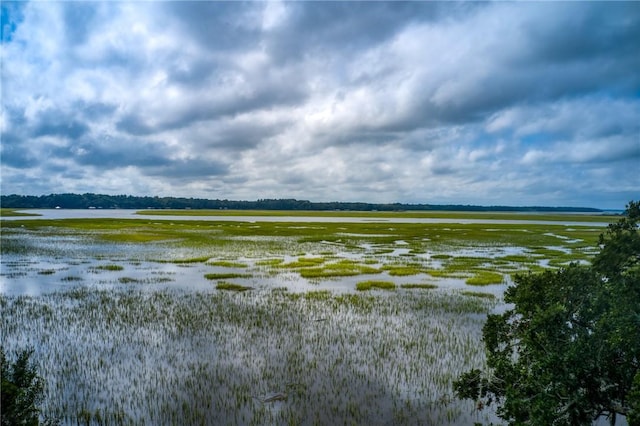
<box><xmin>3</xmin><ymin>209</ymin><xmax>611</xmax><ymax>226</ymax></box>
<box><xmin>1</xmin><ymin>217</ymin><xmax>603</xmax><ymax>425</ymax></box>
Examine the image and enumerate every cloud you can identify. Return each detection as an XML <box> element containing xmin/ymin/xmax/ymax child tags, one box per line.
<box><xmin>1</xmin><ymin>1</ymin><xmax>638</xmax><ymax>208</ymax></box>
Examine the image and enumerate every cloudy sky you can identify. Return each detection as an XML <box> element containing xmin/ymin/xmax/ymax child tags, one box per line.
<box><xmin>1</xmin><ymin>1</ymin><xmax>639</xmax><ymax>208</ymax></box>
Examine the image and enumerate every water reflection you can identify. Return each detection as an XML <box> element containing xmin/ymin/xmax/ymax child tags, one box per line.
<box><xmin>2</xmin><ymin>209</ymin><xmax>610</xmax><ymax>226</ymax></box>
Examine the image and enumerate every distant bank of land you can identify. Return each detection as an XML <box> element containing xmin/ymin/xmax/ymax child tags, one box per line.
<box><xmin>0</xmin><ymin>193</ymin><xmax>606</xmax><ymax>213</ymax></box>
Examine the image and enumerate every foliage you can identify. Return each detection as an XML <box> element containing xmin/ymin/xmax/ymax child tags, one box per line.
<box><xmin>454</xmin><ymin>201</ymin><xmax>640</xmax><ymax>425</ymax></box>
<box><xmin>630</xmin><ymin>372</ymin><xmax>640</xmax><ymax>426</ymax></box>
<box><xmin>1</xmin><ymin>347</ymin><xmax>45</xmax><ymax>426</ymax></box>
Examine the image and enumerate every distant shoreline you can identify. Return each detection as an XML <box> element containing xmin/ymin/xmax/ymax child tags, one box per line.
<box><xmin>0</xmin><ymin>193</ymin><xmax>606</xmax><ymax>213</ymax></box>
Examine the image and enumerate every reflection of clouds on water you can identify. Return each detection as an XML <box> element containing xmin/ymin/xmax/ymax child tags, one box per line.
<box><xmin>2</xmin><ymin>287</ymin><xmax>500</xmax><ymax>424</ymax></box>
<box><xmin>2</xmin><ymin>209</ymin><xmax>611</xmax><ymax>226</ymax></box>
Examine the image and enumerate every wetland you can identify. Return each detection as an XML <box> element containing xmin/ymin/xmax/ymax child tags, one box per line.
<box><xmin>0</xmin><ymin>211</ymin><xmax>609</xmax><ymax>424</ymax></box>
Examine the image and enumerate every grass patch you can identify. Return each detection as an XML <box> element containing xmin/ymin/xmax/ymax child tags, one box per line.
<box><xmin>161</xmin><ymin>256</ymin><xmax>212</xmax><ymax>264</ymax></box>
<box><xmin>61</xmin><ymin>276</ymin><xmax>83</xmax><ymax>282</ymax></box>
<box><xmin>204</xmin><ymin>273</ymin><xmax>252</xmax><ymax>280</ymax></box>
<box><xmin>0</xmin><ymin>208</ymin><xmax>40</xmax><ymax>217</ymax></box>
<box><xmin>93</xmin><ymin>264</ymin><xmax>124</xmax><ymax>271</ymax></box>
<box><xmin>426</xmin><ymin>269</ymin><xmax>468</xmax><ymax>279</ymax></box>
<box><xmin>304</xmin><ymin>290</ymin><xmax>332</xmax><ymax>300</ymax></box>
<box><xmin>287</xmin><ymin>290</ymin><xmax>333</xmax><ymax>302</ymax></box>
<box><xmin>277</xmin><ymin>257</ymin><xmax>326</xmax><ymax>269</ymax></box>
<box><xmin>500</xmin><ymin>254</ymin><xmax>537</xmax><ymax>263</ymax></box>
<box><xmin>401</xmin><ymin>283</ymin><xmax>438</xmax><ymax>290</ymax></box>
<box><xmin>215</xmin><ymin>282</ymin><xmax>253</xmax><ymax>292</ymax></box>
<box><xmin>465</xmin><ymin>271</ymin><xmax>504</xmax><ymax>286</ymax></box>
<box><xmin>431</xmin><ymin>254</ymin><xmax>452</xmax><ymax>259</ymax></box>
<box><xmin>356</xmin><ymin>280</ymin><xmax>396</xmax><ymax>291</ymax></box>
<box><xmin>384</xmin><ymin>266</ymin><xmax>423</xmax><ymax>276</ymax></box>
<box><xmin>206</xmin><ymin>260</ymin><xmax>248</xmax><ymax>268</ymax></box>
<box><xmin>460</xmin><ymin>291</ymin><xmax>496</xmax><ymax>299</ymax></box>
<box><xmin>300</xmin><ymin>260</ymin><xmax>380</xmax><ymax>279</ymax></box>
<box><xmin>255</xmin><ymin>259</ymin><xmax>284</xmax><ymax>266</ymax></box>
<box><xmin>38</xmin><ymin>269</ymin><xmax>56</xmax><ymax>275</ymax></box>
<box><xmin>118</xmin><ymin>277</ymin><xmax>141</xmax><ymax>284</ymax></box>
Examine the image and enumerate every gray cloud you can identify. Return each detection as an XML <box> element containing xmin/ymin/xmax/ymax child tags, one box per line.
<box><xmin>1</xmin><ymin>1</ymin><xmax>638</xmax><ymax>209</ymax></box>
<box><xmin>32</xmin><ymin>112</ymin><xmax>90</xmax><ymax>140</ymax></box>
<box><xmin>146</xmin><ymin>157</ymin><xmax>229</xmax><ymax>180</ymax></box>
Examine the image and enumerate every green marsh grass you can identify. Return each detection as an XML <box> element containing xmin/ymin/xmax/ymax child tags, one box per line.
<box><xmin>299</xmin><ymin>260</ymin><xmax>380</xmax><ymax>279</ymax></box>
<box><xmin>135</xmin><ymin>208</ymin><xmax>616</xmax><ymax>223</ymax></box>
<box><xmin>401</xmin><ymin>283</ymin><xmax>438</xmax><ymax>290</ymax></box>
<box><xmin>460</xmin><ymin>291</ymin><xmax>496</xmax><ymax>299</ymax></box>
<box><xmin>255</xmin><ymin>259</ymin><xmax>284</xmax><ymax>266</ymax></box>
<box><xmin>425</xmin><ymin>269</ymin><xmax>468</xmax><ymax>279</ymax></box>
<box><xmin>204</xmin><ymin>272</ymin><xmax>252</xmax><ymax>280</ymax></box>
<box><xmin>92</xmin><ymin>264</ymin><xmax>124</xmax><ymax>271</ymax></box>
<box><xmin>0</xmin><ymin>208</ymin><xmax>40</xmax><ymax>217</ymax></box>
<box><xmin>60</xmin><ymin>276</ymin><xmax>83</xmax><ymax>282</ymax></box>
<box><xmin>465</xmin><ymin>271</ymin><xmax>504</xmax><ymax>286</ymax></box>
<box><xmin>381</xmin><ymin>263</ymin><xmax>424</xmax><ymax>276</ymax></box>
<box><xmin>0</xmin><ymin>211</ymin><xmax>611</xmax><ymax>424</ymax></box>
<box><xmin>1</xmin><ymin>288</ymin><xmax>497</xmax><ymax>424</ymax></box>
<box><xmin>207</xmin><ymin>260</ymin><xmax>249</xmax><ymax>268</ymax></box>
<box><xmin>276</xmin><ymin>257</ymin><xmax>326</xmax><ymax>269</ymax></box>
<box><xmin>216</xmin><ymin>282</ymin><xmax>253</xmax><ymax>292</ymax></box>
<box><xmin>161</xmin><ymin>256</ymin><xmax>212</xmax><ymax>264</ymax></box>
<box><xmin>356</xmin><ymin>280</ymin><xmax>397</xmax><ymax>291</ymax></box>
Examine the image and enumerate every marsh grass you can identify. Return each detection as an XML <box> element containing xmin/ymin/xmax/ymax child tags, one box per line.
<box><xmin>0</xmin><ymin>208</ymin><xmax>40</xmax><ymax>217</ymax></box>
<box><xmin>401</xmin><ymin>283</ymin><xmax>438</xmax><ymax>290</ymax></box>
<box><xmin>216</xmin><ymin>282</ymin><xmax>253</xmax><ymax>292</ymax></box>
<box><xmin>356</xmin><ymin>280</ymin><xmax>397</xmax><ymax>291</ymax></box>
<box><xmin>60</xmin><ymin>276</ymin><xmax>83</xmax><ymax>282</ymax></box>
<box><xmin>0</xmin><ymin>213</ymin><xmax>608</xmax><ymax>424</ymax></box>
<box><xmin>276</xmin><ymin>257</ymin><xmax>326</xmax><ymax>269</ymax></box>
<box><xmin>160</xmin><ymin>256</ymin><xmax>212</xmax><ymax>264</ymax></box>
<box><xmin>135</xmin><ymin>208</ymin><xmax>615</xmax><ymax>223</ymax></box>
<box><xmin>460</xmin><ymin>291</ymin><xmax>496</xmax><ymax>299</ymax></box>
<box><xmin>255</xmin><ymin>258</ymin><xmax>284</xmax><ymax>266</ymax></box>
<box><xmin>1</xmin><ymin>288</ymin><xmax>497</xmax><ymax>425</ymax></box>
<box><xmin>465</xmin><ymin>271</ymin><xmax>504</xmax><ymax>286</ymax></box>
<box><xmin>431</xmin><ymin>254</ymin><xmax>452</xmax><ymax>260</ymax></box>
<box><xmin>382</xmin><ymin>263</ymin><xmax>424</xmax><ymax>276</ymax></box>
<box><xmin>206</xmin><ymin>260</ymin><xmax>249</xmax><ymax>268</ymax></box>
<box><xmin>204</xmin><ymin>272</ymin><xmax>252</xmax><ymax>280</ymax></box>
<box><xmin>92</xmin><ymin>264</ymin><xmax>124</xmax><ymax>271</ymax></box>
<box><xmin>299</xmin><ymin>260</ymin><xmax>380</xmax><ymax>279</ymax></box>
<box><xmin>426</xmin><ymin>269</ymin><xmax>468</xmax><ymax>279</ymax></box>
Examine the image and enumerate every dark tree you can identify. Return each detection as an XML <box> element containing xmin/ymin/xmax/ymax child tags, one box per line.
<box><xmin>454</xmin><ymin>201</ymin><xmax>640</xmax><ymax>425</ymax></box>
<box><xmin>1</xmin><ymin>347</ymin><xmax>45</xmax><ymax>426</ymax></box>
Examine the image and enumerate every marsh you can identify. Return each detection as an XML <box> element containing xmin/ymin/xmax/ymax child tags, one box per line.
<box><xmin>1</xmin><ymin>212</ymin><xmax>606</xmax><ymax>424</ymax></box>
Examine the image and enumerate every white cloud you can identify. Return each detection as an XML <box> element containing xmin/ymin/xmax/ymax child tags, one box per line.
<box><xmin>1</xmin><ymin>1</ymin><xmax>639</xmax><ymax>209</ymax></box>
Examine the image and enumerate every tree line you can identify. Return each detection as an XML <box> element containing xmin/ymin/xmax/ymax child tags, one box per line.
<box><xmin>0</xmin><ymin>193</ymin><xmax>603</xmax><ymax>212</ymax></box>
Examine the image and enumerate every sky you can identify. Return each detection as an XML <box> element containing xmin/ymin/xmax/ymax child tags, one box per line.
<box><xmin>1</xmin><ymin>1</ymin><xmax>639</xmax><ymax>209</ymax></box>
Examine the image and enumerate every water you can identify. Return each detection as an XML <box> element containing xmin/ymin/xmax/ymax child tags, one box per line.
<box><xmin>3</xmin><ymin>209</ymin><xmax>611</xmax><ymax>226</ymax></box>
<box><xmin>2</xmin><ymin>214</ymin><xmax>604</xmax><ymax>425</ymax></box>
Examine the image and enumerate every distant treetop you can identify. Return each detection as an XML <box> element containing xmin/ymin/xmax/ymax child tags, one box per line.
<box><xmin>0</xmin><ymin>193</ymin><xmax>603</xmax><ymax>213</ymax></box>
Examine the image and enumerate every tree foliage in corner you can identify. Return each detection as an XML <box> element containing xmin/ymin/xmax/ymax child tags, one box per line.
<box><xmin>1</xmin><ymin>347</ymin><xmax>45</xmax><ymax>426</ymax></box>
<box><xmin>454</xmin><ymin>201</ymin><xmax>640</xmax><ymax>425</ymax></box>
